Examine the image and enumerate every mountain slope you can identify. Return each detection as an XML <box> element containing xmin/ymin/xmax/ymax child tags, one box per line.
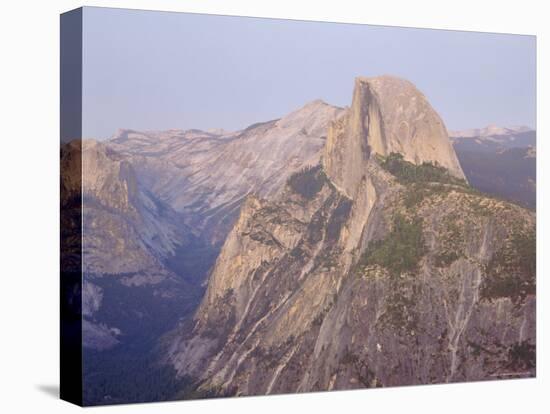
<box><xmin>62</xmin><ymin>140</ymin><xmax>204</xmax><ymax>350</ymax></box>
<box><xmin>108</xmin><ymin>100</ymin><xmax>345</xmax><ymax>244</ymax></box>
<box><xmin>80</xmin><ymin>140</ymin><xmax>182</xmax><ymax>277</ymax></box>
<box><xmin>451</xmin><ymin>128</ymin><xmax>536</xmax><ymax>209</ymax></box>
<box><xmin>167</xmin><ymin>76</ymin><xmax>535</xmax><ymax>397</ymax></box>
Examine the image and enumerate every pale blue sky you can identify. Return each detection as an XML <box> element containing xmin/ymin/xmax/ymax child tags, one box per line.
<box><xmin>82</xmin><ymin>7</ymin><xmax>536</xmax><ymax>139</ymax></box>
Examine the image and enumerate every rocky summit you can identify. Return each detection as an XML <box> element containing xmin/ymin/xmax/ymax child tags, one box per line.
<box><xmin>324</xmin><ymin>76</ymin><xmax>464</xmax><ymax>198</ymax></box>
<box><xmin>167</xmin><ymin>76</ymin><xmax>535</xmax><ymax>397</ymax></box>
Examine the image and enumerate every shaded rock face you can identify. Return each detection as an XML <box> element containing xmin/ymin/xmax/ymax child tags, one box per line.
<box><xmin>62</xmin><ymin>140</ymin><xmax>202</xmax><ymax>352</ymax></box>
<box><xmin>324</xmin><ymin>76</ymin><xmax>464</xmax><ymax>197</ymax></box>
<box><xmin>80</xmin><ymin>140</ymin><xmax>183</xmax><ymax>277</ymax></box>
<box><xmin>168</xmin><ymin>76</ymin><xmax>535</xmax><ymax>397</ymax></box>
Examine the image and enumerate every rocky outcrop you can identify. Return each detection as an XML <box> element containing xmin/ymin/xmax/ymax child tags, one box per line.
<box><xmin>78</xmin><ymin>140</ymin><xmax>185</xmax><ymax>276</ymax></box>
<box><xmin>324</xmin><ymin>76</ymin><xmax>464</xmax><ymax>197</ymax></box>
<box><xmin>167</xmin><ymin>76</ymin><xmax>535</xmax><ymax>398</ymax></box>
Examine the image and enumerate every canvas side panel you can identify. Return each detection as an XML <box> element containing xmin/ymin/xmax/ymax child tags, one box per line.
<box><xmin>60</xmin><ymin>7</ymin><xmax>83</xmax><ymax>407</ymax></box>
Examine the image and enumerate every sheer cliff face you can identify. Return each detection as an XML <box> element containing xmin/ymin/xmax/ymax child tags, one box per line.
<box><xmin>79</xmin><ymin>140</ymin><xmax>184</xmax><ymax>277</ymax></box>
<box><xmin>324</xmin><ymin>76</ymin><xmax>464</xmax><ymax>197</ymax></box>
<box><xmin>168</xmin><ymin>76</ymin><xmax>534</xmax><ymax>397</ymax></box>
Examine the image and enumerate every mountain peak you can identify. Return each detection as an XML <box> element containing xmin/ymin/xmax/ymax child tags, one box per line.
<box><xmin>355</xmin><ymin>74</ymin><xmax>417</xmax><ymax>91</ymax></box>
<box><xmin>274</xmin><ymin>99</ymin><xmax>344</xmax><ymax>136</ymax></box>
<box><xmin>300</xmin><ymin>98</ymin><xmax>332</xmax><ymax>109</ymax></box>
<box><xmin>323</xmin><ymin>75</ymin><xmax>465</xmax><ymax>197</ymax></box>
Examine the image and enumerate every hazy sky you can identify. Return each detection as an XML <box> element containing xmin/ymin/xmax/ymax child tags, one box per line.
<box><xmin>82</xmin><ymin>7</ymin><xmax>536</xmax><ymax>139</ymax></box>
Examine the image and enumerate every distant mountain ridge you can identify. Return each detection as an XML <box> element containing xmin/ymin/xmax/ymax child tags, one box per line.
<box><xmin>107</xmin><ymin>99</ymin><xmax>345</xmax><ymax>244</ymax></box>
<box><xmin>449</xmin><ymin>124</ymin><xmax>533</xmax><ymax>138</ymax></box>
<box><xmin>450</xmin><ymin>126</ymin><xmax>536</xmax><ymax>209</ymax></box>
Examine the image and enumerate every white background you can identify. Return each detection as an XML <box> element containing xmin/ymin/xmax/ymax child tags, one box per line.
<box><xmin>0</xmin><ymin>0</ymin><xmax>548</xmax><ymax>412</ymax></box>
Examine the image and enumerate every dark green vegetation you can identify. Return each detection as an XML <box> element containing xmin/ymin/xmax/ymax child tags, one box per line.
<box><xmin>374</xmin><ymin>152</ymin><xmax>536</xmax><ymax>302</ymax></box>
<box><xmin>358</xmin><ymin>214</ymin><xmax>426</xmax><ymax>276</ymax></box>
<box><xmin>481</xmin><ymin>229</ymin><xmax>536</xmax><ymax>304</ymax></box>
<box><xmin>401</xmin><ymin>183</ymin><xmax>455</xmax><ymax>209</ymax></box>
<box><xmin>379</xmin><ymin>135</ymin><xmax>537</xmax><ymax>212</ymax></box>
<box><xmin>379</xmin><ymin>153</ymin><xmax>477</xmax><ymax>209</ymax></box>
<box><xmin>379</xmin><ymin>153</ymin><xmax>468</xmax><ymax>187</ymax></box>
<box><xmin>287</xmin><ymin>165</ymin><xmax>328</xmax><ymax>199</ymax></box>
<box><xmin>433</xmin><ymin>216</ymin><xmax>464</xmax><ymax>267</ymax></box>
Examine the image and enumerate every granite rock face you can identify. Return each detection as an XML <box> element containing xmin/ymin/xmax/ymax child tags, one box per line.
<box><xmin>79</xmin><ymin>140</ymin><xmax>184</xmax><ymax>277</ymax></box>
<box><xmin>108</xmin><ymin>100</ymin><xmax>345</xmax><ymax>244</ymax></box>
<box><xmin>324</xmin><ymin>76</ymin><xmax>464</xmax><ymax>197</ymax></box>
<box><xmin>168</xmin><ymin>76</ymin><xmax>535</xmax><ymax>397</ymax></box>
